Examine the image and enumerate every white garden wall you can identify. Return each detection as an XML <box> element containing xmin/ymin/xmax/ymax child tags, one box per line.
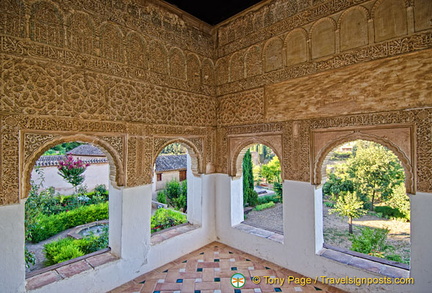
<box><xmin>31</xmin><ymin>163</ymin><xmax>109</xmax><ymax>195</ymax></box>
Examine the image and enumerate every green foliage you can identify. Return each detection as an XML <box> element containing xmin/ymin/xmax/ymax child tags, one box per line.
<box><xmin>273</xmin><ymin>182</ymin><xmax>283</xmax><ymax>200</ymax></box>
<box><xmin>322</xmin><ymin>173</ymin><xmax>354</xmax><ymax>200</ymax></box>
<box><xmin>25</xmin><ymin>248</ymin><xmax>36</xmax><ymax>269</ymax></box>
<box><xmin>57</xmin><ymin>155</ymin><xmax>90</xmax><ymax>189</ymax></box>
<box><xmin>25</xmin><ymin>187</ymin><xmax>108</xmax><ymax>228</ymax></box>
<box><xmin>324</xmin><ymin>201</ymin><xmax>335</xmax><ymax>208</ymax></box>
<box><xmin>43</xmin><ymin>142</ymin><xmax>83</xmax><ymax>156</ymax></box>
<box><xmin>151</xmin><ymin>208</ymin><xmax>187</xmax><ymax>233</ymax></box>
<box><xmin>329</xmin><ymin>192</ymin><xmax>366</xmax><ymax>234</ymax></box>
<box><xmin>160</xmin><ymin>143</ymin><xmax>187</xmax><ymax>155</ymax></box>
<box><xmin>374</xmin><ymin>206</ymin><xmax>408</xmax><ymax>221</ymax></box>
<box><xmin>163</xmin><ymin>179</ymin><xmax>187</xmax><ymax>212</ymax></box>
<box><xmin>260</xmin><ymin>156</ymin><xmax>281</xmax><ymax>184</ymax></box>
<box><xmin>386</xmin><ymin>184</ymin><xmax>410</xmax><ymax>221</ymax></box>
<box><xmin>44</xmin><ymin>226</ymin><xmax>109</xmax><ymax>265</ymax></box>
<box><xmin>324</xmin><ymin>140</ymin><xmax>406</xmax><ymax>212</ymax></box>
<box><xmin>27</xmin><ymin>202</ymin><xmax>109</xmax><ymax>243</ymax></box>
<box><xmin>44</xmin><ymin>238</ymin><xmax>85</xmax><ymax>265</ymax></box>
<box><xmin>347</xmin><ymin>141</ymin><xmax>405</xmax><ymax>210</ymax></box>
<box><xmin>156</xmin><ymin>191</ymin><xmax>167</xmax><ymax>204</ymax></box>
<box><xmin>242</xmin><ymin>149</ymin><xmax>256</xmax><ymax>207</ymax></box>
<box><xmin>350</xmin><ymin>226</ymin><xmax>391</xmax><ymax>257</ymax></box>
<box><xmin>94</xmin><ymin>184</ymin><xmax>108</xmax><ymax>194</ymax></box>
<box><xmin>257</xmin><ymin>194</ymin><xmax>282</xmax><ymax>205</ymax></box>
<box><xmin>254</xmin><ymin>201</ymin><xmax>275</xmax><ymax>211</ymax></box>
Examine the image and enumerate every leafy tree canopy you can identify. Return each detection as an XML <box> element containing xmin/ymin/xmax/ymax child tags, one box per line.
<box><xmin>324</xmin><ymin>140</ymin><xmax>405</xmax><ymax>211</ymax></box>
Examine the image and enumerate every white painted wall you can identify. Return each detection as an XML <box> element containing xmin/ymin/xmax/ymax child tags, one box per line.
<box><xmin>154</xmin><ymin>170</ymin><xmax>182</xmax><ymax>191</ymax></box>
<box><xmin>230</xmin><ymin>177</ymin><xmax>244</xmax><ymax>226</ymax></box>
<box><xmin>215</xmin><ymin>178</ymin><xmax>432</xmax><ymax>293</ymax></box>
<box><xmin>1</xmin><ymin>175</ymin><xmax>431</xmax><ymax>293</ymax></box>
<box><xmin>0</xmin><ymin>172</ymin><xmax>215</xmax><ymax>293</ymax></box>
<box><xmin>409</xmin><ymin>192</ymin><xmax>432</xmax><ymax>290</ymax></box>
<box><xmin>31</xmin><ymin>163</ymin><xmax>109</xmax><ymax>195</ymax></box>
<box><xmin>0</xmin><ymin>203</ymin><xmax>26</xmax><ymax>293</ymax></box>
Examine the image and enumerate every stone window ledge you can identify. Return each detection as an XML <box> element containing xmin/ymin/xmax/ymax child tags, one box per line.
<box><xmin>151</xmin><ymin>223</ymin><xmax>200</xmax><ymax>245</ymax></box>
<box><xmin>233</xmin><ymin>223</ymin><xmax>284</xmax><ymax>244</ymax></box>
<box><xmin>26</xmin><ymin>249</ymin><xmax>118</xmax><ymax>291</ymax></box>
<box><xmin>319</xmin><ymin>244</ymin><xmax>409</xmax><ymax>278</ymax></box>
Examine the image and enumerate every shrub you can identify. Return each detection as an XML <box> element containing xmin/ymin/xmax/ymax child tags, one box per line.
<box><xmin>163</xmin><ymin>180</ymin><xmax>187</xmax><ymax>212</ymax></box>
<box><xmin>44</xmin><ymin>226</ymin><xmax>109</xmax><ymax>265</ymax></box>
<box><xmin>156</xmin><ymin>191</ymin><xmax>167</xmax><ymax>204</ymax></box>
<box><xmin>375</xmin><ymin>206</ymin><xmax>407</xmax><ymax>221</ymax></box>
<box><xmin>94</xmin><ymin>184</ymin><xmax>108</xmax><ymax>194</ymax></box>
<box><xmin>151</xmin><ymin>208</ymin><xmax>187</xmax><ymax>233</ymax></box>
<box><xmin>44</xmin><ymin>238</ymin><xmax>85</xmax><ymax>265</ymax></box>
<box><xmin>254</xmin><ymin>201</ymin><xmax>275</xmax><ymax>211</ymax></box>
<box><xmin>28</xmin><ymin>202</ymin><xmax>109</xmax><ymax>243</ymax></box>
<box><xmin>245</xmin><ymin>189</ymin><xmax>259</xmax><ymax>207</ymax></box>
<box><xmin>273</xmin><ymin>182</ymin><xmax>283</xmax><ymax>201</ymax></box>
<box><xmin>257</xmin><ymin>195</ymin><xmax>281</xmax><ymax>205</ymax></box>
<box><xmin>324</xmin><ymin>201</ymin><xmax>335</xmax><ymax>208</ymax></box>
<box><xmin>25</xmin><ymin>248</ymin><xmax>36</xmax><ymax>269</ymax></box>
<box><xmin>350</xmin><ymin>226</ymin><xmax>391</xmax><ymax>257</ymax></box>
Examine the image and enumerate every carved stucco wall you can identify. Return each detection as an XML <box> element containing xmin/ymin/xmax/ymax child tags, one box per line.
<box><xmin>0</xmin><ymin>0</ymin><xmax>216</xmax><ymax>205</ymax></box>
<box><xmin>216</xmin><ymin>0</ymin><xmax>432</xmax><ymax>194</ymax></box>
<box><xmin>1</xmin><ymin>0</ymin><xmax>431</xmax><ymax>205</ymax></box>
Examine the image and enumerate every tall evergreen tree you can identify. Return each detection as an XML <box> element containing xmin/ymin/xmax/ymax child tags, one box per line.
<box><xmin>243</xmin><ymin>149</ymin><xmax>258</xmax><ymax>206</ymax></box>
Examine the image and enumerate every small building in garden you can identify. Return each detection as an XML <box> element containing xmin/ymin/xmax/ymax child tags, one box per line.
<box><xmin>153</xmin><ymin>154</ymin><xmax>187</xmax><ymax>191</ymax></box>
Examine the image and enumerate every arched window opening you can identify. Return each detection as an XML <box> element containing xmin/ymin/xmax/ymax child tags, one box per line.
<box><xmin>25</xmin><ymin>142</ymin><xmax>111</xmax><ymax>273</ymax></box>
<box><xmin>234</xmin><ymin>144</ymin><xmax>283</xmax><ymax>235</ymax></box>
<box><xmin>151</xmin><ymin>143</ymin><xmax>191</xmax><ymax>234</ymax></box>
<box><xmin>321</xmin><ymin>140</ymin><xmax>410</xmax><ymax>267</ymax></box>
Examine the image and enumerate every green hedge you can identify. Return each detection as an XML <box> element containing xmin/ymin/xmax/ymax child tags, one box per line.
<box><xmin>44</xmin><ymin>225</ymin><xmax>108</xmax><ymax>265</ymax></box>
<box><xmin>151</xmin><ymin>208</ymin><xmax>187</xmax><ymax>233</ymax></box>
<box><xmin>257</xmin><ymin>194</ymin><xmax>282</xmax><ymax>205</ymax></box>
<box><xmin>374</xmin><ymin>206</ymin><xmax>408</xmax><ymax>221</ymax></box>
<box><xmin>254</xmin><ymin>201</ymin><xmax>275</xmax><ymax>211</ymax></box>
<box><xmin>28</xmin><ymin>202</ymin><xmax>108</xmax><ymax>243</ymax></box>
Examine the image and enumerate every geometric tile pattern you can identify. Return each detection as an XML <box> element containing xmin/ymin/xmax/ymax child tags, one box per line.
<box><xmin>109</xmin><ymin>242</ymin><xmax>348</xmax><ymax>293</ymax></box>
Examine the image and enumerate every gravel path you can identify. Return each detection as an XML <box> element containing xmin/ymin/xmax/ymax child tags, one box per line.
<box><xmin>242</xmin><ymin>203</ymin><xmax>283</xmax><ymax>234</ymax></box>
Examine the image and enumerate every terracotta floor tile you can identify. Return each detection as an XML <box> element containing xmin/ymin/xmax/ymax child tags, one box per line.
<box><xmin>110</xmin><ymin>242</ymin><xmax>348</xmax><ymax>293</ymax></box>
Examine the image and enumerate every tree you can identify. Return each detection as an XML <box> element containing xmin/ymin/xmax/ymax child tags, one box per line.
<box><xmin>243</xmin><ymin>149</ymin><xmax>258</xmax><ymax>206</ymax></box>
<box><xmin>260</xmin><ymin>156</ymin><xmax>281</xmax><ymax>184</ymax></box>
<box><xmin>329</xmin><ymin>191</ymin><xmax>366</xmax><ymax>234</ymax></box>
<box><xmin>346</xmin><ymin>142</ymin><xmax>405</xmax><ymax>210</ymax></box>
<box><xmin>322</xmin><ymin>173</ymin><xmax>354</xmax><ymax>200</ymax></box>
<box><xmin>323</xmin><ymin>140</ymin><xmax>405</xmax><ymax>211</ymax></box>
<box><xmin>57</xmin><ymin>155</ymin><xmax>90</xmax><ymax>192</ymax></box>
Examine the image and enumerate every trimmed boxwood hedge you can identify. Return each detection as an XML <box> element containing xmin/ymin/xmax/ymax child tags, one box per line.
<box><xmin>28</xmin><ymin>202</ymin><xmax>108</xmax><ymax>243</ymax></box>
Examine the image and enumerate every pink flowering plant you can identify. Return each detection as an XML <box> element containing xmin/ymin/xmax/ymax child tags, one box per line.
<box><xmin>57</xmin><ymin>155</ymin><xmax>90</xmax><ymax>192</ymax></box>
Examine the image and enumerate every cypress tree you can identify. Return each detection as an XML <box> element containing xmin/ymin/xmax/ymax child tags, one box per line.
<box><xmin>243</xmin><ymin>149</ymin><xmax>258</xmax><ymax>206</ymax></box>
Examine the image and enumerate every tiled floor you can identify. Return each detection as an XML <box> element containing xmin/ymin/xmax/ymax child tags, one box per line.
<box><xmin>109</xmin><ymin>242</ymin><xmax>347</xmax><ymax>293</ymax></box>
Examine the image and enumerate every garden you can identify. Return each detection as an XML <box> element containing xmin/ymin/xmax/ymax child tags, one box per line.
<box><xmin>25</xmin><ymin>143</ymin><xmax>188</xmax><ymax>272</ymax></box>
<box><xmin>322</xmin><ymin>140</ymin><xmax>411</xmax><ymax>265</ymax></box>
<box><xmin>241</xmin><ymin>146</ymin><xmax>284</xmax><ymax>231</ymax></box>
